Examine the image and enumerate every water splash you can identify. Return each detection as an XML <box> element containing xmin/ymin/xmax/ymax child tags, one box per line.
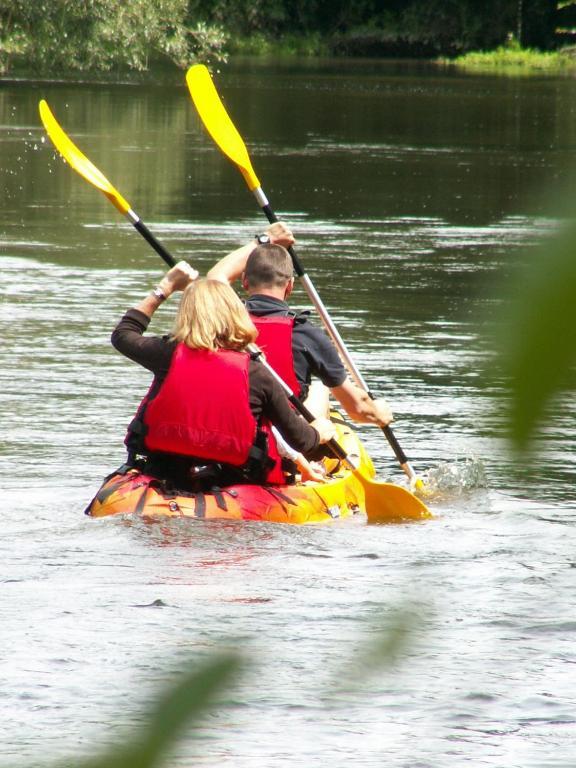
<box><xmin>418</xmin><ymin>456</ymin><xmax>488</xmax><ymax>498</ymax></box>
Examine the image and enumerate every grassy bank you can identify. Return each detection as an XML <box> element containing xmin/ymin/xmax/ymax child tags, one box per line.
<box><xmin>230</xmin><ymin>34</ymin><xmax>576</xmax><ymax>73</ymax></box>
<box><xmin>447</xmin><ymin>41</ymin><xmax>576</xmax><ymax>75</ymax></box>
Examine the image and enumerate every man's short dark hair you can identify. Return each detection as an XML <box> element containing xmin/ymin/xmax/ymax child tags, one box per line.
<box><xmin>244</xmin><ymin>244</ymin><xmax>293</xmax><ymax>289</ymax></box>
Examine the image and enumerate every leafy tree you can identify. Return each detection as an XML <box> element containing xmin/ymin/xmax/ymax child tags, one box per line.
<box><xmin>188</xmin><ymin>0</ymin><xmax>289</xmax><ymax>35</ymax></box>
<box><xmin>0</xmin><ymin>0</ymin><xmax>565</xmax><ymax>73</ymax></box>
<box><xmin>0</xmin><ymin>0</ymin><xmax>227</xmax><ymax>75</ymax></box>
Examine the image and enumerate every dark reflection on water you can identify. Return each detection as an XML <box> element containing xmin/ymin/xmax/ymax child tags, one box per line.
<box><xmin>1</xmin><ymin>59</ymin><xmax>576</xmax><ymax>766</ymax></box>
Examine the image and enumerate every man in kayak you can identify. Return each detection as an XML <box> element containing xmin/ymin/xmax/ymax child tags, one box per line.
<box><xmin>207</xmin><ymin>224</ymin><xmax>393</xmax><ymax>431</ymax></box>
<box><xmin>111</xmin><ymin>261</ymin><xmax>336</xmax><ymax>491</ymax></box>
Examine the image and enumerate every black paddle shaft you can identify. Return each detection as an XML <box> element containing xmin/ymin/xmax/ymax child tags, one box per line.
<box><xmin>133</xmin><ymin>219</ymin><xmax>176</xmax><ymax>269</ymax></box>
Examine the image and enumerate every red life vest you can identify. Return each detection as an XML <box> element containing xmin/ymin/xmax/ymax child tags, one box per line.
<box><xmin>143</xmin><ymin>345</ymin><xmax>256</xmax><ymax>465</ymax></box>
<box><xmin>138</xmin><ymin>344</ymin><xmax>285</xmax><ymax>484</ymax></box>
<box><xmin>250</xmin><ymin>314</ymin><xmax>301</xmax><ymax>397</ymax></box>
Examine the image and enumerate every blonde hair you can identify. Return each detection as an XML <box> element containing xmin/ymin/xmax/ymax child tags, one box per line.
<box><xmin>172</xmin><ymin>278</ymin><xmax>257</xmax><ymax>351</ymax></box>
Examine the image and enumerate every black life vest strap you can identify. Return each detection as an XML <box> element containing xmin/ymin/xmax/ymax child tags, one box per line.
<box><xmin>265</xmin><ymin>486</ymin><xmax>298</xmax><ymax>507</ymax></box>
<box><xmin>242</xmin><ymin>424</ymin><xmax>274</xmax><ymax>482</ymax></box>
<box><xmin>125</xmin><ymin>416</ymin><xmax>148</xmax><ymax>455</ymax></box>
<box><xmin>291</xmin><ymin>308</ymin><xmax>311</xmax><ymax>324</ymax></box>
<box><xmin>212</xmin><ymin>488</ymin><xmax>227</xmax><ymax>511</ymax></box>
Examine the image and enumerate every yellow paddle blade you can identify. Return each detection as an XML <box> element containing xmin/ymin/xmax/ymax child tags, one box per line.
<box><xmin>185</xmin><ymin>64</ymin><xmax>261</xmax><ymax>191</ymax></box>
<box><xmin>354</xmin><ymin>470</ymin><xmax>433</xmax><ymax>523</ymax></box>
<box><xmin>38</xmin><ymin>99</ymin><xmax>131</xmax><ymax>215</ymax></box>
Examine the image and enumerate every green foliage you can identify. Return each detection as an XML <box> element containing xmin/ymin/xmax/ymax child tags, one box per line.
<box><xmin>53</xmin><ymin>652</ymin><xmax>242</xmax><ymax>768</ymax></box>
<box><xmin>518</xmin><ymin>0</ymin><xmax>558</xmax><ymax>47</ymax></box>
<box><xmin>326</xmin><ymin>605</ymin><xmax>425</xmax><ymax>698</ymax></box>
<box><xmin>500</xmin><ymin>220</ymin><xmax>576</xmax><ymax>451</ymax></box>
<box><xmin>284</xmin><ymin>0</ymin><xmax>382</xmax><ymax>35</ymax></box>
<box><xmin>451</xmin><ymin>36</ymin><xmax>576</xmax><ymax>73</ymax></box>
<box><xmin>189</xmin><ymin>0</ymin><xmax>289</xmax><ymax>36</ymax></box>
<box><xmin>0</xmin><ymin>0</ymin><xmax>228</xmax><ymax>75</ymax></box>
<box><xmin>0</xmin><ymin>0</ymin><xmax>564</xmax><ymax>73</ymax></box>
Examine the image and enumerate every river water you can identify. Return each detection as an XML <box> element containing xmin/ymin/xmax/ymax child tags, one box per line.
<box><xmin>1</xmin><ymin>59</ymin><xmax>575</xmax><ymax>767</ymax></box>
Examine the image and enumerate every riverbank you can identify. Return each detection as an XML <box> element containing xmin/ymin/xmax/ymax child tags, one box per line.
<box><xmin>228</xmin><ymin>34</ymin><xmax>576</xmax><ymax>76</ymax></box>
<box><xmin>5</xmin><ymin>31</ymin><xmax>576</xmax><ymax>81</ymax></box>
<box><xmin>445</xmin><ymin>41</ymin><xmax>576</xmax><ymax>76</ymax></box>
<box><xmin>225</xmin><ymin>24</ymin><xmax>576</xmax><ymax>77</ymax></box>
<box><xmin>228</xmin><ymin>29</ymin><xmax>441</xmax><ymax>59</ymax></box>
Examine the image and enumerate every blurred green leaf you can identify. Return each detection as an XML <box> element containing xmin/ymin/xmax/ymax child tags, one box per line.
<box><xmin>325</xmin><ymin>605</ymin><xmax>425</xmax><ymax>698</ymax></box>
<box><xmin>500</xmin><ymin>219</ymin><xmax>576</xmax><ymax>450</ymax></box>
<box><xmin>59</xmin><ymin>651</ymin><xmax>242</xmax><ymax>768</ymax></box>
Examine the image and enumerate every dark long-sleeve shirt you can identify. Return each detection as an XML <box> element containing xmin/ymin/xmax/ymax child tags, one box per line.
<box><xmin>111</xmin><ymin>309</ymin><xmax>320</xmax><ymax>455</ymax></box>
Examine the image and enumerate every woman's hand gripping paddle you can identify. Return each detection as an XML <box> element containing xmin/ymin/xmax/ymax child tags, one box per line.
<box><xmin>185</xmin><ymin>64</ymin><xmax>426</xmax><ymax>492</ymax></box>
<box><xmin>38</xmin><ymin>100</ymin><xmax>176</xmax><ymax>269</ymax></box>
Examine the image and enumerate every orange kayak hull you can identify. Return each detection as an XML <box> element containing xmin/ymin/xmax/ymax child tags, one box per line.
<box><xmin>86</xmin><ymin>415</ymin><xmax>376</xmax><ymax>525</ymax></box>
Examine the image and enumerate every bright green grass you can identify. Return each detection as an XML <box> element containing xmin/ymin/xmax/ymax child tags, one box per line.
<box><xmin>448</xmin><ymin>41</ymin><xmax>576</xmax><ymax>75</ymax></box>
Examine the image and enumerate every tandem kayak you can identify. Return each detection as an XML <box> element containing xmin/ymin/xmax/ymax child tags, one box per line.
<box><xmin>85</xmin><ymin>414</ymin><xmax>430</xmax><ymax>524</ymax></box>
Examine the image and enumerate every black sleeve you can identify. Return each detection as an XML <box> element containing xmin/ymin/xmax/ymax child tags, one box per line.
<box><xmin>249</xmin><ymin>362</ymin><xmax>320</xmax><ymax>454</ymax></box>
<box><xmin>111</xmin><ymin>309</ymin><xmax>174</xmax><ymax>376</ymax></box>
<box><xmin>292</xmin><ymin>322</ymin><xmax>348</xmax><ymax>389</ymax></box>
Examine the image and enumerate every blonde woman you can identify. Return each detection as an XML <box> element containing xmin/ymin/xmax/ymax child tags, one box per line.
<box><xmin>111</xmin><ymin>261</ymin><xmax>335</xmax><ymax>490</ymax></box>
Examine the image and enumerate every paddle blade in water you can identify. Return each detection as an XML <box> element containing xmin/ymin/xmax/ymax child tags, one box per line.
<box><xmin>185</xmin><ymin>64</ymin><xmax>261</xmax><ymax>191</ymax></box>
<box><xmin>38</xmin><ymin>99</ymin><xmax>131</xmax><ymax>215</ymax></box>
<box><xmin>357</xmin><ymin>472</ymin><xmax>432</xmax><ymax>523</ymax></box>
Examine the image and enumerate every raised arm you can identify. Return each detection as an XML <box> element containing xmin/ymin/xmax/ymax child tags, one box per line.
<box><xmin>132</xmin><ymin>260</ymin><xmax>198</xmax><ymax>319</ymax></box>
<box><xmin>207</xmin><ymin>222</ymin><xmax>295</xmax><ymax>284</ymax></box>
<box><xmin>111</xmin><ymin>261</ymin><xmax>198</xmax><ymax>372</ymax></box>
